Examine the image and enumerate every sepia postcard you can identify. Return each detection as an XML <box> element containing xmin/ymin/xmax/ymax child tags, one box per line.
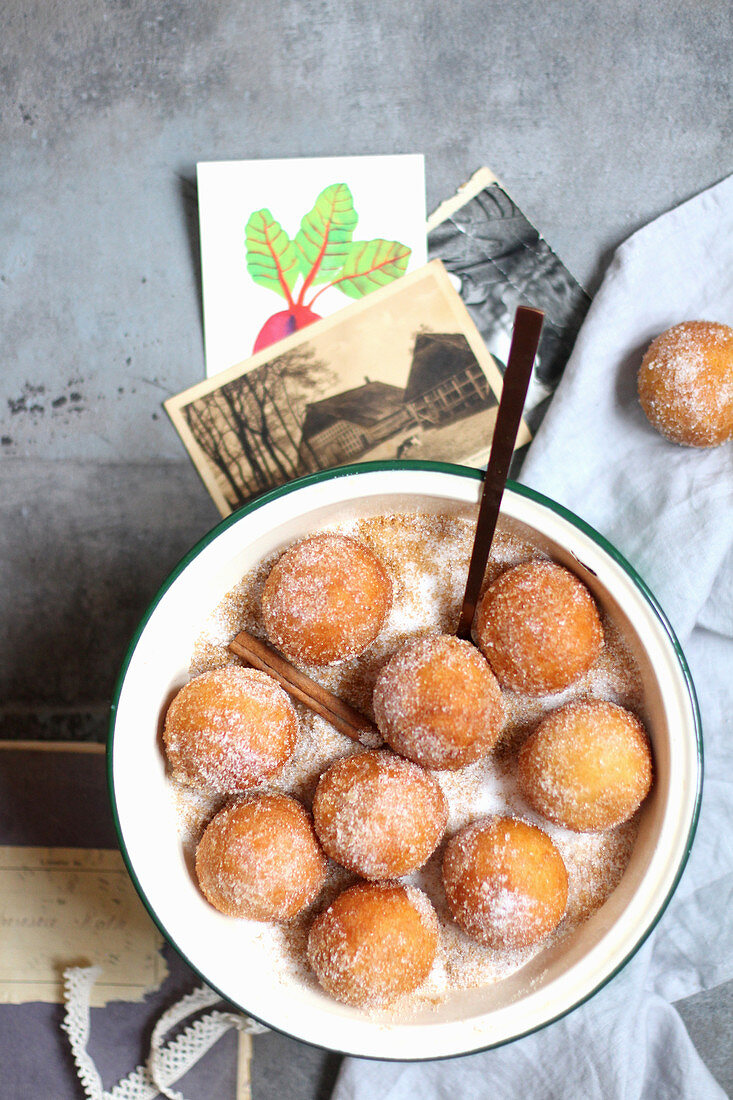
<box><xmin>166</xmin><ymin>260</ymin><xmax>531</xmax><ymax>517</ymax></box>
<box><xmin>198</xmin><ymin>154</ymin><xmax>427</xmax><ymax>377</ymax></box>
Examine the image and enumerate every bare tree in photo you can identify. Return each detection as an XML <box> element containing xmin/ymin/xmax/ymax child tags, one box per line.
<box><xmin>232</xmin><ymin>370</ymin><xmax>297</xmax><ymax>482</ymax></box>
<box><xmin>182</xmin><ymin>344</ymin><xmax>336</xmax><ymax>509</ymax></box>
<box><xmin>183</xmin><ymin>396</ymin><xmax>252</xmax><ymax>506</ymax></box>
<box><xmin>265</xmin><ymin>347</ymin><xmax>338</xmax><ymax>471</ymax></box>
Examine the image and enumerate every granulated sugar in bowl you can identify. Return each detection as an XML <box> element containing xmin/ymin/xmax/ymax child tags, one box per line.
<box><xmin>109</xmin><ymin>461</ymin><xmax>701</xmax><ymax>1061</ymax></box>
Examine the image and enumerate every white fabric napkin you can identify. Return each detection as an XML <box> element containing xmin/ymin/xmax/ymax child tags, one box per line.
<box><xmin>333</xmin><ymin>174</ymin><xmax>733</xmax><ymax>1100</ymax></box>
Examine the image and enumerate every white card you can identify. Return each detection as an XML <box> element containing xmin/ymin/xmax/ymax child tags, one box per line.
<box><xmin>197</xmin><ymin>154</ymin><xmax>427</xmax><ymax>377</ymax></box>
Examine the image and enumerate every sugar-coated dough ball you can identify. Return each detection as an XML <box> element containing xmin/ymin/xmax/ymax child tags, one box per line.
<box><xmin>372</xmin><ymin>634</ymin><xmax>504</xmax><ymax>769</ymax></box>
<box><xmin>442</xmin><ymin>816</ymin><xmax>568</xmax><ymax>950</ymax></box>
<box><xmin>638</xmin><ymin>321</ymin><xmax>733</xmax><ymax>447</ymax></box>
<box><xmin>163</xmin><ymin>666</ymin><xmax>298</xmax><ymax>792</ymax></box>
<box><xmin>307</xmin><ymin>882</ymin><xmax>439</xmax><ymax>1008</ymax></box>
<box><xmin>518</xmin><ymin>700</ymin><xmax>653</xmax><ymax>832</ymax></box>
<box><xmin>195</xmin><ymin>794</ymin><xmax>327</xmax><ymax>921</ymax></box>
<box><xmin>262</xmin><ymin>533</ymin><xmax>392</xmax><ymax>666</ymax></box>
<box><xmin>473</xmin><ymin>561</ymin><xmax>603</xmax><ymax>695</ymax></box>
<box><xmin>313</xmin><ymin>750</ymin><xmax>448</xmax><ymax>879</ymax></box>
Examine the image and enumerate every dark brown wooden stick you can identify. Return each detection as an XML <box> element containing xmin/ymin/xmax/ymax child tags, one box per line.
<box><xmin>229</xmin><ymin>630</ymin><xmax>381</xmax><ymax>746</ymax></box>
<box><xmin>456</xmin><ymin>305</ymin><xmax>545</xmax><ymax>639</ymax></box>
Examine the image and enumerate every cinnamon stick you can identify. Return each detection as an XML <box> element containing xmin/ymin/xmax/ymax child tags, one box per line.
<box><xmin>228</xmin><ymin>630</ymin><xmax>381</xmax><ymax>746</ymax></box>
<box><xmin>456</xmin><ymin>305</ymin><xmax>545</xmax><ymax>639</ymax></box>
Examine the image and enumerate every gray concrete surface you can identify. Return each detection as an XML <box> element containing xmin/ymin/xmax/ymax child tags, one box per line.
<box><xmin>1</xmin><ymin>0</ymin><xmax>731</xmax><ymax>1096</ymax></box>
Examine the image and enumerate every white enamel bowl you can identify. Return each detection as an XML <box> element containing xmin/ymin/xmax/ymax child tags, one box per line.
<box><xmin>108</xmin><ymin>461</ymin><xmax>701</xmax><ymax>1061</ymax></box>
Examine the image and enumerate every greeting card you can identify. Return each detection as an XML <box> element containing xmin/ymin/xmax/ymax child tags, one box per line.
<box><xmin>198</xmin><ymin>154</ymin><xmax>427</xmax><ymax>376</ymax></box>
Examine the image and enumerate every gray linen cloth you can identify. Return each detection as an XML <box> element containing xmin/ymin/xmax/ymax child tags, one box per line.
<box><xmin>333</xmin><ymin>173</ymin><xmax>733</xmax><ymax>1100</ymax></box>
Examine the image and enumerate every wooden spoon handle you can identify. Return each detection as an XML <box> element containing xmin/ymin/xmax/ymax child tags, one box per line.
<box><xmin>456</xmin><ymin>305</ymin><xmax>545</xmax><ymax>639</ymax></box>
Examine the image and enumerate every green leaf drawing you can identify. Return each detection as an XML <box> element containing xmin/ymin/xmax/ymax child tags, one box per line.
<box><xmin>244</xmin><ymin>187</ymin><xmax>413</xmax><ymax>323</ymax></box>
<box><xmin>331</xmin><ymin>239</ymin><xmax>411</xmax><ymax>299</ymax></box>
<box><xmin>245</xmin><ymin>209</ymin><xmax>299</xmax><ymax>301</ymax></box>
<box><xmin>294</xmin><ymin>183</ymin><xmax>358</xmax><ymax>289</ymax></box>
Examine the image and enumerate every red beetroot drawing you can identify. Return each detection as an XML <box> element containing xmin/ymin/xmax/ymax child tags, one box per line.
<box><xmin>246</xmin><ymin>183</ymin><xmax>411</xmax><ymax>353</ymax></box>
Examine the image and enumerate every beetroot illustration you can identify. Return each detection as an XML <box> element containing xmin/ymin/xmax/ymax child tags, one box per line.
<box><xmin>246</xmin><ymin>183</ymin><xmax>411</xmax><ymax>353</ymax></box>
<box><xmin>252</xmin><ymin>304</ymin><xmax>322</xmax><ymax>353</ymax></box>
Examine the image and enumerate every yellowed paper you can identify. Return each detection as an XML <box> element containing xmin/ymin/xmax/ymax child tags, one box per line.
<box><xmin>166</xmin><ymin>260</ymin><xmax>530</xmax><ymax>517</ymax></box>
<box><xmin>426</xmin><ymin>166</ymin><xmax>500</xmax><ymax>232</ymax></box>
<box><xmin>0</xmin><ymin>846</ymin><xmax>167</xmax><ymax>1005</ymax></box>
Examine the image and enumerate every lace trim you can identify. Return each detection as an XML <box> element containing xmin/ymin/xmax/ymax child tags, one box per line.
<box><xmin>62</xmin><ymin>966</ymin><xmax>268</xmax><ymax>1100</ymax></box>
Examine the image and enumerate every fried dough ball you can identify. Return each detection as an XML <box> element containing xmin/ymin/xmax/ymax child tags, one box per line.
<box><xmin>518</xmin><ymin>700</ymin><xmax>653</xmax><ymax>832</ymax></box>
<box><xmin>195</xmin><ymin>794</ymin><xmax>327</xmax><ymax>921</ymax></box>
<box><xmin>261</xmin><ymin>533</ymin><xmax>392</xmax><ymax>666</ymax></box>
<box><xmin>372</xmin><ymin>634</ymin><xmax>504</xmax><ymax>770</ymax></box>
<box><xmin>312</xmin><ymin>750</ymin><xmax>448</xmax><ymax>879</ymax></box>
<box><xmin>638</xmin><ymin>321</ymin><xmax>733</xmax><ymax>447</ymax></box>
<box><xmin>307</xmin><ymin>882</ymin><xmax>439</xmax><ymax>1008</ymax></box>
<box><xmin>473</xmin><ymin>561</ymin><xmax>603</xmax><ymax>695</ymax></box>
<box><xmin>163</xmin><ymin>666</ymin><xmax>297</xmax><ymax>793</ymax></box>
<box><xmin>442</xmin><ymin>816</ymin><xmax>568</xmax><ymax>950</ymax></box>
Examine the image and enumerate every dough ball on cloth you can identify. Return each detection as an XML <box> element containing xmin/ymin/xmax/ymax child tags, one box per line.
<box><xmin>638</xmin><ymin>320</ymin><xmax>733</xmax><ymax>447</ymax></box>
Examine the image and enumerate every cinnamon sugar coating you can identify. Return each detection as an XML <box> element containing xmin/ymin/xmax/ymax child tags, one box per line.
<box><xmin>313</xmin><ymin>749</ymin><xmax>448</xmax><ymax>879</ymax></box>
<box><xmin>262</xmin><ymin>533</ymin><xmax>392</xmax><ymax>666</ymax></box>
<box><xmin>473</xmin><ymin>561</ymin><xmax>603</xmax><ymax>695</ymax></box>
<box><xmin>638</xmin><ymin>321</ymin><xmax>733</xmax><ymax>447</ymax></box>
<box><xmin>181</xmin><ymin>512</ymin><xmax>647</xmax><ymax>1009</ymax></box>
<box><xmin>373</xmin><ymin>634</ymin><xmax>505</xmax><ymax>769</ymax></box>
<box><xmin>518</xmin><ymin>700</ymin><xmax>653</xmax><ymax>832</ymax></box>
<box><xmin>442</xmin><ymin>816</ymin><xmax>568</xmax><ymax>950</ymax></box>
<box><xmin>307</xmin><ymin>882</ymin><xmax>439</xmax><ymax>1008</ymax></box>
<box><xmin>163</xmin><ymin>666</ymin><xmax>298</xmax><ymax>793</ymax></box>
<box><xmin>196</xmin><ymin>794</ymin><xmax>327</xmax><ymax>921</ymax></box>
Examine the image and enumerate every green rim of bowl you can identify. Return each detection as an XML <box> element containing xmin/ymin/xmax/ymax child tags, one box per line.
<box><xmin>107</xmin><ymin>459</ymin><xmax>703</xmax><ymax>1061</ymax></box>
